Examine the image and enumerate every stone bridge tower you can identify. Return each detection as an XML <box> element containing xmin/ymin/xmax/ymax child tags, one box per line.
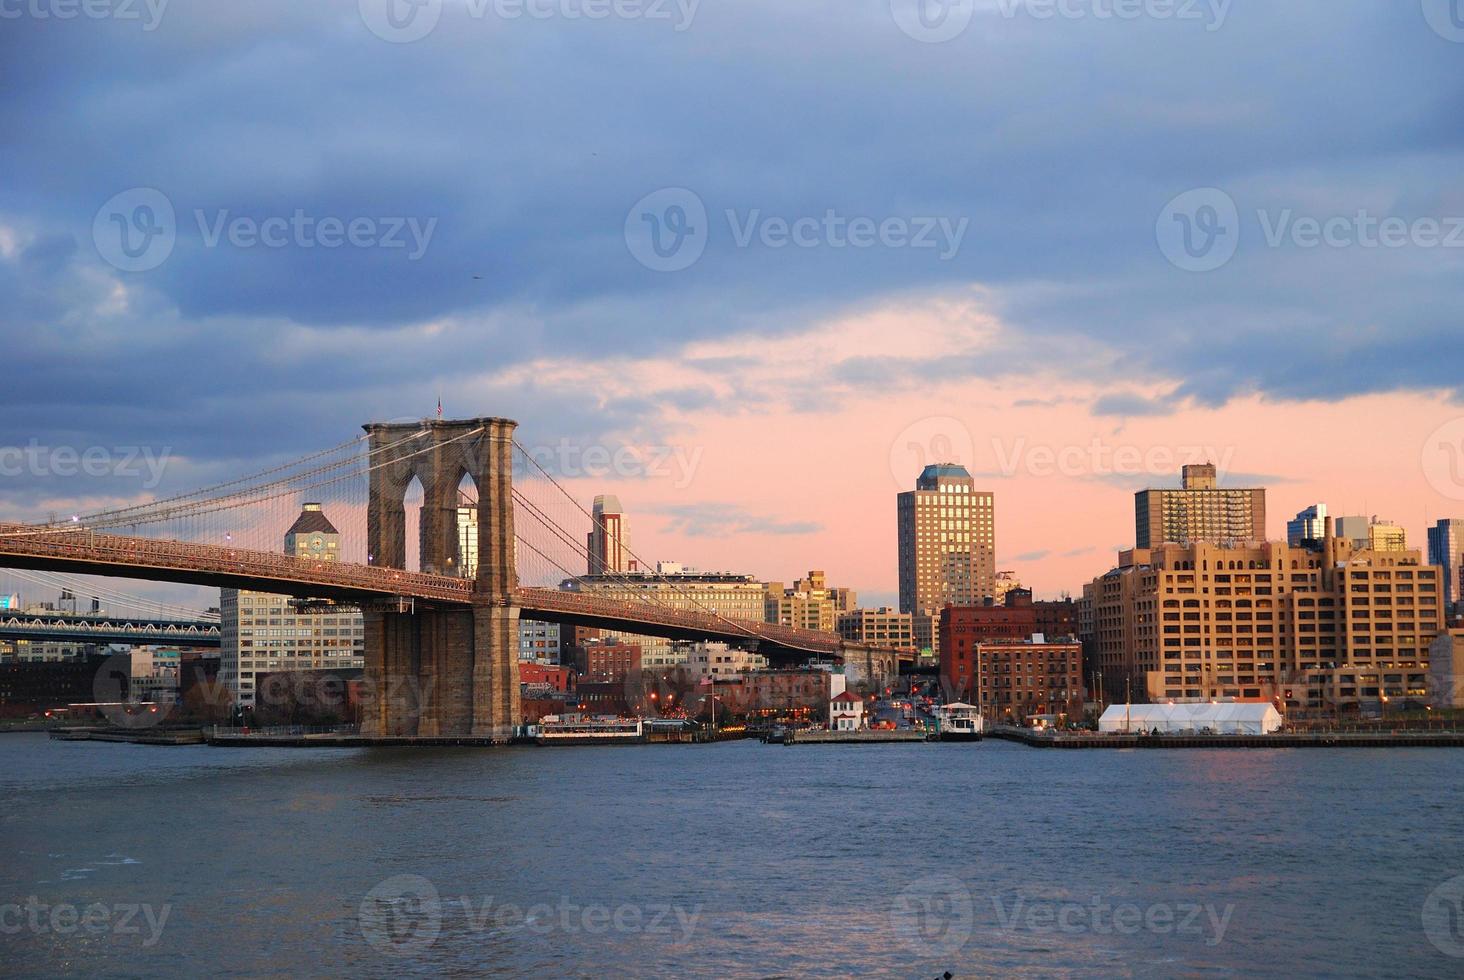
<box><xmin>360</xmin><ymin>417</ymin><xmax>519</xmax><ymax>740</ymax></box>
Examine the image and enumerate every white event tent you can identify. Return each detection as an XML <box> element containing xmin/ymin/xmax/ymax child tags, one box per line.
<box><xmin>1098</xmin><ymin>702</ymin><xmax>1283</xmax><ymax>735</ymax></box>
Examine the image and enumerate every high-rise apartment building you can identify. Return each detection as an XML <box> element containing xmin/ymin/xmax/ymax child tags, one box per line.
<box><xmin>1287</xmin><ymin>504</ymin><xmax>1327</xmax><ymax>546</ymax></box>
<box><xmin>220</xmin><ymin>503</ymin><xmax>365</xmax><ymax>709</ymax></box>
<box><xmin>1134</xmin><ymin>463</ymin><xmax>1266</xmax><ymax>548</ymax></box>
<box><xmin>897</xmin><ymin>464</ymin><xmax>996</xmax><ymax>616</ymax></box>
<box><xmin>764</xmin><ymin>570</ymin><xmax>856</xmax><ymax>633</ymax></box>
<box><xmin>1080</xmin><ymin>518</ymin><xmax>1443</xmax><ymax>712</ymax></box>
<box><xmin>586</xmin><ymin>494</ymin><xmax>636</xmax><ymax>575</ymax></box>
<box><xmin>1428</xmin><ymin>518</ymin><xmax>1464</xmax><ymax>609</ymax></box>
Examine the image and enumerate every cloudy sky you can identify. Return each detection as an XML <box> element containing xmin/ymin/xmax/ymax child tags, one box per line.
<box><xmin>2</xmin><ymin>0</ymin><xmax>1463</xmax><ymax>607</ymax></box>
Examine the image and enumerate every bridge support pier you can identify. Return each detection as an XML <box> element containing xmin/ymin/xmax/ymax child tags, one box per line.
<box><xmin>471</xmin><ymin>601</ymin><xmax>520</xmax><ymax>741</ymax></box>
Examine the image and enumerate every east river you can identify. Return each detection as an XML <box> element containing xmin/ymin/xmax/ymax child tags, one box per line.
<box><xmin>4</xmin><ymin>733</ymin><xmax>1464</xmax><ymax>977</ymax></box>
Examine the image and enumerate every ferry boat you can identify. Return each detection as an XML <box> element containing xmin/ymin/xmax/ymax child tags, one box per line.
<box><xmin>933</xmin><ymin>703</ymin><xmax>984</xmax><ymax>742</ymax></box>
<box><xmin>535</xmin><ymin>714</ymin><xmax>645</xmax><ymax>745</ymax></box>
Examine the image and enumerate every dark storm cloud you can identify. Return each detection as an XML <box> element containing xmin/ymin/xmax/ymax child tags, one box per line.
<box><xmin>1</xmin><ymin>0</ymin><xmax>1461</xmax><ymax>492</ymax></box>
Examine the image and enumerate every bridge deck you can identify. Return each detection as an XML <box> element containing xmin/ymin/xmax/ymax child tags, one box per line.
<box><xmin>0</xmin><ymin>525</ymin><xmax>848</xmax><ymax>656</ymax></box>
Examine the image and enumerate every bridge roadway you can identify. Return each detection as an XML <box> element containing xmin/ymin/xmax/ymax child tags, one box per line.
<box><xmin>0</xmin><ymin>524</ymin><xmax>848</xmax><ymax>659</ymax></box>
<box><xmin>0</xmin><ymin>613</ymin><xmax>221</xmax><ymax>647</ymax></box>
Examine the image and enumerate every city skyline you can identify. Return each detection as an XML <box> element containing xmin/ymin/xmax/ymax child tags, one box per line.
<box><xmin>4</xmin><ymin>5</ymin><xmax>1464</xmax><ymax>611</ymax></box>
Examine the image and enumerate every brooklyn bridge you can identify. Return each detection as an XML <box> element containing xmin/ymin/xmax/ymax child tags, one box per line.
<box><xmin>0</xmin><ymin>417</ymin><xmax>898</xmax><ymax>741</ymax></box>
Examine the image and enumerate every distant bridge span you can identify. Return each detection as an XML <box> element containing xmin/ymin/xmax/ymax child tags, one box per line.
<box><xmin>0</xmin><ymin>612</ymin><xmax>221</xmax><ymax>647</ymax></box>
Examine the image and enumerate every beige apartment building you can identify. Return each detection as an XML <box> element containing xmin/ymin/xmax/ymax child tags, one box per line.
<box><xmin>897</xmin><ymin>463</ymin><xmax>996</xmax><ymax>616</ymax></box>
<box><xmin>836</xmin><ymin>607</ymin><xmax>916</xmax><ymax>650</ymax></box>
<box><xmin>1081</xmin><ymin>518</ymin><xmax>1443</xmax><ymax>713</ymax></box>
<box><xmin>563</xmin><ymin>571</ymin><xmax>766</xmax><ymax>668</ymax></box>
<box><xmin>1134</xmin><ymin>463</ymin><xmax>1266</xmax><ymax>548</ymax></box>
<box><xmin>764</xmin><ymin>570</ymin><xmax>856</xmax><ymax>633</ymax></box>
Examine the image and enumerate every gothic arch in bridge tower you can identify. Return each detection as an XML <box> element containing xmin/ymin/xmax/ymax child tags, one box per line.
<box><xmin>360</xmin><ymin>417</ymin><xmax>520</xmax><ymax>740</ymax></box>
<box><xmin>363</xmin><ymin>418</ymin><xmax>517</xmax><ymax>593</ymax></box>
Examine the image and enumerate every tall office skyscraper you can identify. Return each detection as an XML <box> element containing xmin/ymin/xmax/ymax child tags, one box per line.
<box><xmin>1287</xmin><ymin>504</ymin><xmax>1327</xmax><ymax>546</ymax></box>
<box><xmin>897</xmin><ymin>464</ymin><xmax>996</xmax><ymax>616</ymax></box>
<box><xmin>1429</xmin><ymin>518</ymin><xmax>1464</xmax><ymax>608</ymax></box>
<box><xmin>586</xmin><ymin>494</ymin><xmax>636</xmax><ymax>575</ymax></box>
<box><xmin>1134</xmin><ymin>463</ymin><xmax>1266</xmax><ymax>548</ymax></box>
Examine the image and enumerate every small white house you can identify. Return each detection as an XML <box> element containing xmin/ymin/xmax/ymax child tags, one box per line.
<box><xmin>829</xmin><ymin>691</ymin><xmax>865</xmax><ymax>731</ymax></box>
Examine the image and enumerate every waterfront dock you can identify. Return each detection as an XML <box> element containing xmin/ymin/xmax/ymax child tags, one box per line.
<box><xmin>49</xmin><ymin>727</ymin><xmax>206</xmax><ymax>745</ymax></box>
<box><xmin>782</xmin><ymin>728</ymin><xmax>931</xmax><ymax>745</ymax></box>
<box><xmin>986</xmin><ymin>726</ymin><xmax>1464</xmax><ymax>749</ymax></box>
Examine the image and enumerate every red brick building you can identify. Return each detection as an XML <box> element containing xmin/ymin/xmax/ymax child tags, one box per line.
<box><xmin>566</xmin><ymin>639</ymin><xmax>642</xmax><ymax>683</ymax></box>
<box><xmin>974</xmin><ymin>640</ymin><xmax>1084</xmax><ymax>724</ymax></box>
<box><xmin>940</xmin><ymin>594</ymin><xmax>1080</xmax><ymax>701</ymax></box>
<box><xmin>519</xmin><ymin>661</ymin><xmax>575</xmax><ymax>695</ymax></box>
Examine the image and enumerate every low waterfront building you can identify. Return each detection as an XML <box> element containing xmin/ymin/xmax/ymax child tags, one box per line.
<box><xmin>1097</xmin><ymin>701</ymin><xmax>1282</xmax><ymax>735</ymax></box>
<box><xmin>1429</xmin><ymin>629</ymin><xmax>1464</xmax><ymax>710</ymax></box>
<box><xmin>829</xmin><ymin>690</ymin><xmax>865</xmax><ymax>731</ymax></box>
<box><xmin>0</xmin><ymin>653</ymin><xmax>112</xmax><ymax>717</ymax></box>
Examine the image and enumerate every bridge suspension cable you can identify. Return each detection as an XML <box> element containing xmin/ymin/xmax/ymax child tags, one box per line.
<box><xmin>510</xmin><ymin>439</ymin><xmax>794</xmax><ymax>648</ymax></box>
